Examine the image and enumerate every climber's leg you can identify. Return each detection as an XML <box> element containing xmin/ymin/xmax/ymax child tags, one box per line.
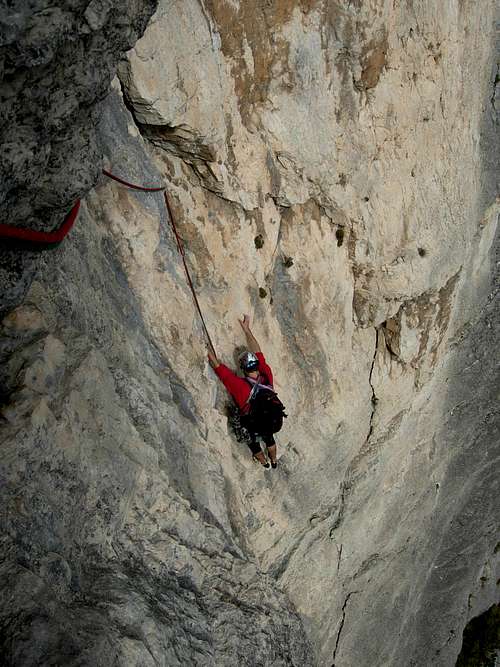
<box><xmin>253</xmin><ymin>450</ymin><xmax>269</xmax><ymax>467</ymax></box>
<box><xmin>246</xmin><ymin>430</ymin><xmax>269</xmax><ymax>468</ymax></box>
<box><xmin>263</xmin><ymin>434</ymin><xmax>277</xmax><ymax>467</ymax></box>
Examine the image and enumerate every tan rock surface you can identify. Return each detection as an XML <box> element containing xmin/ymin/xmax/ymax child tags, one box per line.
<box><xmin>1</xmin><ymin>1</ymin><xmax>498</xmax><ymax>665</ymax></box>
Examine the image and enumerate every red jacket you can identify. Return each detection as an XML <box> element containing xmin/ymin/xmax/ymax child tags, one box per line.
<box><xmin>214</xmin><ymin>351</ymin><xmax>274</xmax><ymax>411</ymax></box>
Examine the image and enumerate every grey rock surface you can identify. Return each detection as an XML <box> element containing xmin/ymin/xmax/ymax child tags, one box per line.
<box><xmin>0</xmin><ymin>0</ymin><xmax>157</xmax><ymax>311</ymax></box>
<box><xmin>0</xmin><ymin>1</ymin><xmax>499</xmax><ymax>666</ymax></box>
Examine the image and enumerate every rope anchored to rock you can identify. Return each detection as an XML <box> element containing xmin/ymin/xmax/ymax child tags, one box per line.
<box><xmin>102</xmin><ymin>169</ymin><xmax>166</xmax><ymax>193</ymax></box>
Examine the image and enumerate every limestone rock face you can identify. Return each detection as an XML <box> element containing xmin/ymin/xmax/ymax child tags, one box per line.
<box><xmin>0</xmin><ymin>0</ymin><xmax>157</xmax><ymax>311</ymax></box>
<box><xmin>1</xmin><ymin>1</ymin><xmax>499</xmax><ymax>666</ymax></box>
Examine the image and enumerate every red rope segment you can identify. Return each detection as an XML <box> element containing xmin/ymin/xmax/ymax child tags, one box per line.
<box><xmin>163</xmin><ymin>191</ymin><xmax>217</xmax><ymax>357</ymax></box>
<box><xmin>102</xmin><ymin>168</ymin><xmax>216</xmax><ymax>356</ymax></box>
<box><xmin>0</xmin><ymin>168</ymin><xmax>162</xmax><ymax>244</ymax></box>
<box><xmin>0</xmin><ymin>200</ymin><xmax>81</xmax><ymax>244</ymax></box>
<box><xmin>102</xmin><ymin>169</ymin><xmax>165</xmax><ymax>192</ymax></box>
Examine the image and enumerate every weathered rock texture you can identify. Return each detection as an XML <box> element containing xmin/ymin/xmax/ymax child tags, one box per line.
<box><xmin>1</xmin><ymin>1</ymin><xmax>499</xmax><ymax>665</ymax></box>
<box><xmin>0</xmin><ymin>0</ymin><xmax>157</xmax><ymax>310</ymax></box>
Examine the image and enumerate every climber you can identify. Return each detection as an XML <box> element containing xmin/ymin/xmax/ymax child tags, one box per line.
<box><xmin>207</xmin><ymin>315</ymin><xmax>285</xmax><ymax>470</ymax></box>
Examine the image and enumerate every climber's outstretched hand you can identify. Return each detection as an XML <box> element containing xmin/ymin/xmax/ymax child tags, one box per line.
<box><xmin>239</xmin><ymin>315</ymin><xmax>261</xmax><ymax>353</ymax></box>
<box><xmin>207</xmin><ymin>347</ymin><xmax>219</xmax><ymax>369</ymax></box>
<box><xmin>239</xmin><ymin>314</ymin><xmax>251</xmax><ymax>332</ymax></box>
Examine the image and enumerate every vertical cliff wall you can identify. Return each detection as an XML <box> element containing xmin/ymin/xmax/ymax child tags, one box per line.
<box><xmin>1</xmin><ymin>1</ymin><xmax>499</xmax><ymax>665</ymax></box>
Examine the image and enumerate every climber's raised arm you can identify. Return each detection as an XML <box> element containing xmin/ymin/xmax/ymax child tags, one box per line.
<box><xmin>238</xmin><ymin>314</ymin><xmax>261</xmax><ymax>353</ymax></box>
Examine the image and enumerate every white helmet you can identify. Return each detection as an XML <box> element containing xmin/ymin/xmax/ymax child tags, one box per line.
<box><xmin>239</xmin><ymin>351</ymin><xmax>259</xmax><ymax>372</ymax></box>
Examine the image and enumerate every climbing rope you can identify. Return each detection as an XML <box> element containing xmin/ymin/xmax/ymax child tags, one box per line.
<box><xmin>103</xmin><ymin>169</ymin><xmax>217</xmax><ymax>356</ymax></box>
<box><xmin>0</xmin><ymin>200</ymin><xmax>81</xmax><ymax>245</ymax></box>
<box><xmin>102</xmin><ymin>169</ymin><xmax>165</xmax><ymax>193</ymax></box>
<box><xmin>161</xmin><ymin>189</ymin><xmax>217</xmax><ymax>356</ymax></box>
<box><xmin>0</xmin><ymin>168</ymin><xmax>216</xmax><ymax>355</ymax></box>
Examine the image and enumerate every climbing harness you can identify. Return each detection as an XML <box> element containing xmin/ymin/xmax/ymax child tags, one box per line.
<box><xmin>102</xmin><ymin>169</ymin><xmax>217</xmax><ymax>356</ymax></box>
<box><xmin>0</xmin><ymin>200</ymin><xmax>81</xmax><ymax>246</ymax></box>
<box><xmin>242</xmin><ymin>376</ymin><xmax>287</xmax><ymax>434</ymax></box>
<box><xmin>244</xmin><ymin>375</ymin><xmax>275</xmax><ymax>404</ymax></box>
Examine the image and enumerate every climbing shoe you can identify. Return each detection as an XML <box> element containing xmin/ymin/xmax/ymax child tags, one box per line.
<box><xmin>270</xmin><ymin>460</ymin><xmax>277</xmax><ymax>469</ymax></box>
<box><xmin>253</xmin><ymin>455</ymin><xmax>270</xmax><ymax>469</ymax></box>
